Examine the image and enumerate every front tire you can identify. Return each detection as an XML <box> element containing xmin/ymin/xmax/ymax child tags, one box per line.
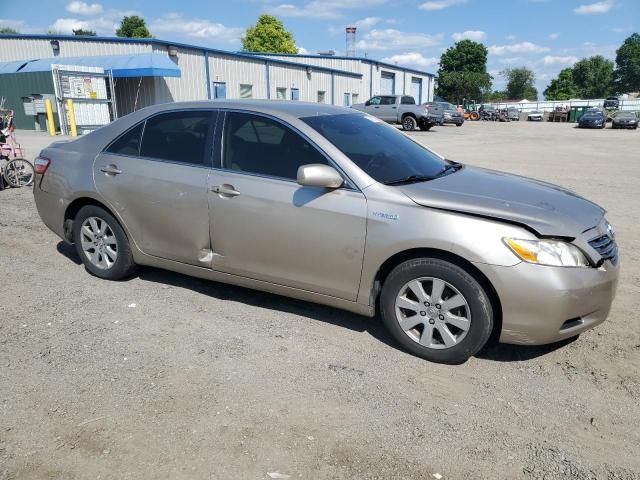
<box><xmin>402</xmin><ymin>116</ymin><xmax>417</xmax><ymax>131</ymax></box>
<box><xmin>380</xmin><ymin>258</ymin><xmax>494</xmax><ymax>364</ymax></box>
<box><xmin>72</xmin><ymin>205</ymin><xmax>137</xmax><ymax>280</ymax></box>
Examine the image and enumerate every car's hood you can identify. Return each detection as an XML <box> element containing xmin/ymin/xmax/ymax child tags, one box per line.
<box><xmin>398</xmin><ymin>166</ymin><xmax>605</xmax><ymax>237</ymax></box>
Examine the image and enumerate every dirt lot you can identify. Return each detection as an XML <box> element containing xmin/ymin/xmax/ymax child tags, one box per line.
<box><xmin>1</xmin><ymin>122</ymin><xmax>639</xmax><ymax>480</ymax></box>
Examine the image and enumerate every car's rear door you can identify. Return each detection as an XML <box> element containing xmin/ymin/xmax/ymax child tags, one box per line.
<box><xmin>206</xmin><ymin>111</ymin><xmax>367</xmax><ymax>301</ymax></box>
<box><xmin>94</xmin><ymin>109</ymin><xmax>217</xmax><ymax>266</ymax></box>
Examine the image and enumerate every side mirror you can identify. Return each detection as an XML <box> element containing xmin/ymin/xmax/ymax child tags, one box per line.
<box><xmin>297</xmin><ymin>164</ymin><xmax>344</xmax><ymax>189</ymax></box>
<box><xmin>365</xmin><ymin>100</ymin><xmax>371</xmax><ymax>106</ymax></box>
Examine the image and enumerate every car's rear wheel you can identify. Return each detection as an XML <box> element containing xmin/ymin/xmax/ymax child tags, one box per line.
<box><xmin>402</xmin><ymin>116</ymin><xmax>417</xmax><ymax>131</ymax></box>
<box><xmin>380</xmin><ymin>258</ymin><xmax>493</xmax><ymax>364</ymax></box>
<box><xmin>73</xmin><ymin>205</ymin><xmax>137</xmax><ymax>280</ymax></box>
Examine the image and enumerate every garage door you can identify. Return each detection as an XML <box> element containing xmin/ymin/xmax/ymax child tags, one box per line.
<box><xmin>381</xmin><ymin>72</ymin><xmax>395</xmax><ymax>95</ymax></box>
<box><xmin>411</xmin><ymin>77</ymin><xmax>422</xmax><ymax>104</ymax></box>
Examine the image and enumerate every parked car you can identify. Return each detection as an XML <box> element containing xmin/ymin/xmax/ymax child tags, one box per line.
<box><xmin>578</xmin><ymin>110</ymin><xmax>607</xmax><ymax>129</ymax></box>
<box><xmin>426</xmin><ymin>102</ymin><xmax>464</xmax><ymax>127</ymax></box>
<box><xmin>507</xmin><ymin>107</ymin><xmax>520</xmax><ymax>121</ymax></box>
<box><xmin>479</xmin><ymin>105</ymin><xmax>497</xmax><ymax>121</ymax></box>
<box><xmin>33</xmin><ymin>101</ymin><xmax>619</xmax><ymax>364</ymax></box>
<box><xmin>611</xmin><ymin>111</ymin><xmax>638</xmax><ymax>129</ymax></box>
<box><xmin>527</xmin><ymin>111</ymin><xmax>544</xmax><ymax>121</ymax></box>
<box><xmin>352</xmin><ymin>95</ymin><xmax>443</xmax><ymax>131</ymax></box>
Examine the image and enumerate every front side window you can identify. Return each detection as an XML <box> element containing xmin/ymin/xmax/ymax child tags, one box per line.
<box><xmin>106</xmin><ymin>123</ymin><xmax>143</xmax><ymax>156</ymax></box>
<box><xmin>140</xmin><ymin>111</ymin><xmax>212</xmax><ymax>165</ymax></box>
<box><xmin>368</xmin><ymin>96</ymin><xmax>381</xmax><ymax>105</ymax></box>
<box><xmin>239</xmin><ymin>84</ymin><xmax>253</xmax><ymax>99</ymax></box>
<box><xmin>302</xmin><ymin>113</ymin><xmax>448</xmax><ymax>185</ymax></box>
<box><xmin>223</xmin><ymin>112</ymin><xmax>328</xmax><ymax>180</ymax></box>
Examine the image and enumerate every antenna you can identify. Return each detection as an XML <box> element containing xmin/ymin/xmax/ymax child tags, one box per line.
<box><xmin>346</xmin><ymin>27</ymin><xmax>356</xmax><ymax>57</ymax></box>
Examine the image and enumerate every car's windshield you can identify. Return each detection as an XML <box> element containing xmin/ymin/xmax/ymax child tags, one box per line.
<box><xmin>616</xmin><ymin>112</ymin><xmax>634</xmax><ymax>118</ymax></box>
<box><xmin>302</xmin><ymin>113</ymin><xmax>449</xmax><ymax>184</ymax></box>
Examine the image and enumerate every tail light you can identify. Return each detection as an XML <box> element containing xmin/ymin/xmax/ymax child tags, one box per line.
<box><xmin>34</xmin><ymin>156</ymin><xmax>51</xmax><ymax>175</ymax></box>
<box><xmin>424</xmin><ymin>105</ymin><xmax>430</xmax><ymax>112</ymax></box>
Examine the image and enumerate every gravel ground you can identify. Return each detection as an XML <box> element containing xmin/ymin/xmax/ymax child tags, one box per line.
<box><xmin>1</xmin><ymin>122</ymin><xmax>639</xmax><ymax>480</ymax></box>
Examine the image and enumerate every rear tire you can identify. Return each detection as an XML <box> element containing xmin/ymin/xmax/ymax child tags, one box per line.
<box><xmin>73</xmin><ymin>205</ymin><xmax>138</xmax><ymax>280</ymax></box>
<box><xmin>380</xmin><ymin>258</ymin><xmax>494</xmax><ymax>364</ymax></box>
<box><xmin>402</xmin><ymin>116</ymin><xmax>417</xmax><ymax>131</ymax></box>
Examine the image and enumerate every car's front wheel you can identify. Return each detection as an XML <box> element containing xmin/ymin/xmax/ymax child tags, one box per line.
<box><xmin>380</xmin><ymin>258</ymin><xmax>494</xmax><ymax>364</ymax></box>
<box><xmin>73</xmin><ymin>205</ymin><xmax>138</xmax><ymax>280</ymax></box>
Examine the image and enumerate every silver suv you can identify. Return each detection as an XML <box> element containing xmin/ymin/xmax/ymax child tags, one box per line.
<box><xmin>33</xmin><ymin>101</ymin><xmax>619</xmax><ymax>364</ymax></box>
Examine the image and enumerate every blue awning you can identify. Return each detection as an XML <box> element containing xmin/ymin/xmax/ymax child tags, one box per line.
<box><xmin>0</xmin><ymin>53</ymin><xmax>181</xmax><ymax>78</ymax></box>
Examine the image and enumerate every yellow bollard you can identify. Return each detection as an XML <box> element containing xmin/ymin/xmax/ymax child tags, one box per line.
<box><xmin>45</xmin><ymin>99</ymin><xmax>56</xmax><ymax>136</ymax></box>
<box><xmin>66</xmin><ymin>99</ymin><xmax>78</xmax><ymax>137</ymax></box>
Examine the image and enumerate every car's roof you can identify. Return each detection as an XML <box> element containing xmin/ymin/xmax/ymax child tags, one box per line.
<box><xmin>136</xmin><ymin>99</ymin><xmax>358</xmax><ymax>120</ymax></box>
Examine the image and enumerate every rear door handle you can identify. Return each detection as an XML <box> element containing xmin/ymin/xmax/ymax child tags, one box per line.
<box><xmin>100</xmin><ymin>164</ymin><xmax>122</xmax><ymax>175</ymax></box>
<box><xmin>212</xmin><ymin>184</ymin><xmax>241</xmax><ymax>197</ymax></box>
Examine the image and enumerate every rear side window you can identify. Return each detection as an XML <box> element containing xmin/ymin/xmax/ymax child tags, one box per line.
<box><xmin>401</xmin><ymin>96</ymin><xmax>415</xmax><ymax>105</ymax></box>
<box><xmin>380</xmin><ymin>96</ymin><xmax>396</xmax><ymax>105</ymax></box>
<box><xmin>140</xmin><ymin>111</ymin><xmax>212</xmax><ymax>165</ymax></box>
<box><xmin>106</xmin><ymin>123</ymin><xmax>143</xmax><ymax>156</ymax></box>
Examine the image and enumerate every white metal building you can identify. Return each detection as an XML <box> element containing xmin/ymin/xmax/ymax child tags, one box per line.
<box><xmin>0</xmin><ymin>34</ymin><xmax>435</xmax><ymax>126</ymax></box>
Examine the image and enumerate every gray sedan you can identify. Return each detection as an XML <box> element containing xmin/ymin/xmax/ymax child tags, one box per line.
<box><xmin>33</xmin><ymin>101</ymin><xmax>619</xmax><ymax>364</ymax></box>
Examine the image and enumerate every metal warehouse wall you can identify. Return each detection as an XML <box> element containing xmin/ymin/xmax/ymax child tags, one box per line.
<box><xmin>257</xmin><ymin>54</ymin><xmax>433</xmax><ymax>104</ymax></box>
<box><xmin>0</xmin><ymin>37</ymin><xmax>150</xmax><ymax>61</ymax></box>
<box><xmin>208</xmin><ymin>54</ymin><xmax>267</xmax><ymax>99</ymax></box>
<box><xmin>0</xmin><ymin>71</ymin><xmax>55</xmax><ymax>130</ymax></box>
<box><xmin>152</xmin><ymin>45</ymin><xmax>207</xmax><ymax>102</ymax></box>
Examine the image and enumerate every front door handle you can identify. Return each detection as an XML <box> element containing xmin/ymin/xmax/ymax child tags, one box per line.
<box><xmin>212</xmin><ymin>184</ymin><xmax>241</xmax><ymax>197</ymax></box>
<box><xmin>100</xmin><ymin>164</ymin><xmax>122</xmax><ymax>175</ymax></box>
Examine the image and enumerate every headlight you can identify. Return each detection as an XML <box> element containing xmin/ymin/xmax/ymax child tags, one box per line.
<box><xmin>504</xmin><ymin>238</ymin><xmax>590</xmax><ymax>267</ymax></box>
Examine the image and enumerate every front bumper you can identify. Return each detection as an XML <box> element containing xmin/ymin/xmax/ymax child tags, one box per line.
<box><xmin>475</xmin><ymin>259</ymin><xmax>619</xmax><ymax>345</ymax></box>
<box><xmin>442</xmin><ymin>116</ymin><xmax>464</xmax><ymax>124</ymax></box>
<box><xmin>579</xmin><ymin>122</ymin><xmax>604</xmax><ymax>128</ymax></box>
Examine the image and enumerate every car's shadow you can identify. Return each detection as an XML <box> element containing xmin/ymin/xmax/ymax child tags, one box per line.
<box><xmin>57</xmin><ymin>241</ymin><xmax>579</xmax><ymax>364</ymax></box>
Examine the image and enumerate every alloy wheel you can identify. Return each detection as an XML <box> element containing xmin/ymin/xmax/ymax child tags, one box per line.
<box><xmin>394</xmin><ymin>277</ymin><xmax>471</xmax><ymax>349</ymax></box>
<box><xmin>80</xmin><ymin>216</ymin><xmax>118</xmax><ymax>270</ymax></box>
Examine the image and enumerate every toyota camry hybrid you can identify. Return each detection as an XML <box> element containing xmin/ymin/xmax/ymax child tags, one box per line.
<box><xmin>33</xmin><ymin>101</ymin><xmax>619</xmax><ymax>364</ymax></box>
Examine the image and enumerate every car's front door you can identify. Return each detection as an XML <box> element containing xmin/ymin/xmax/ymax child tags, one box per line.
<box><xmin>94</xmin><ymin>110</ymin><xmax>217</xmax><ymax>266</ymax></box>
<box><xmin>207</xmin><ymin>111</ymin><xmax>367</xmax><ymax>301</ymax></box>
<box><xmin>378</xmin><ymin>96</ymin><xmax>398</xmax><ymax>122</ymax></box>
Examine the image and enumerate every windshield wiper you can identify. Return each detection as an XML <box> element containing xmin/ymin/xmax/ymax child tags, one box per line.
<box><xmin>383</xmin><ymin>174</ymin><xmax>435</xmax><ymax>185</ymax></box>
<box><xmin>435</xmin><ymin>161</ymin><xmax>463</xmax><ymax>178</ymax></box>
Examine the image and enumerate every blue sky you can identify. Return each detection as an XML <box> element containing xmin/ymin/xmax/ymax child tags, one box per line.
<box><xmin>1</xmin><ymin>0</ymin><xmax>638</xmax><ymax>96</ymax></box>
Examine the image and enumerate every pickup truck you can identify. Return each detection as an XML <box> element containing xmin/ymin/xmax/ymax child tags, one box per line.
<box><xmin>352</xmin><ymin>95</ymin><xmax>443</xmax><ymax>131</ymax></box>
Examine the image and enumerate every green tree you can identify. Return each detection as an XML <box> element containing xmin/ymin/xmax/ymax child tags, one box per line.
<box><xmin>242</xmin><ymin>14</ymin><xmax>297</xmax><ymax>53</ymax></box>
<box><xmin>436</xmin><ymin>40</ymin><xmax>492</xmax><ymax>104</ymax></box>
<box><xmin>73</xmin><ymin>28</ymin><xmax>96</xmax><ymax>36</ymax></box>
<box><xmin>613</xmin><ymin>32</ymin><xmax>640</xmax><ymax>94</ymax></box>
<box><xmin>0</xmin><ymin>27</ymin><xmax>19</xmax><ymax>34</ymax></box>
<box><xmin>116</xmin><ymin>15</ymin><xmax>152</xmax><ymax>38</ymax></box>
<box><xmin>485</xmin><ymin>90</ymin><xmax>508</xmax><ymax>101</ymax></box>
<box><xmin>572</xmin><ymin>55</ymin><xmax>614</xmax><ymax>98</ymax></box>
<box><xmin>544</xmin><ymin>68</ymin><xmax>578</xmax><ymax>100</ymax></box>
<box><xmin>502</xmin><ymin>67</ymin><xmax>538</xmax><ymax>100</ymax></box>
